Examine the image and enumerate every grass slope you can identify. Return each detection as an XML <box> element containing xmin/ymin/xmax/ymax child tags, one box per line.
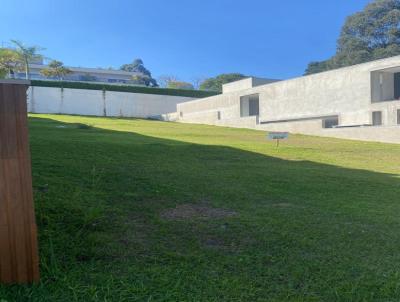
<box><xmin>1</xmin><ymin>114</ymin><xmax>400</xmax><ymax>301</ymax></box>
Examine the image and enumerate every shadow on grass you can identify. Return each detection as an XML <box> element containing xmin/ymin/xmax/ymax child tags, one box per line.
<box><xmin>1</xmin><ymin>116</ymin><xmax>400</xmax><ymax>301</ymax></box>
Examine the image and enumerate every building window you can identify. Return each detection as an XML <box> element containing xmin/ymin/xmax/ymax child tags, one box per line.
<box><xmin>397</xmin><ymin>109</ymin><xmax>400</xmax><ymax>125</ymax></box>
<box><xmin>371</xmin><ymin>71</ymin><xmax>400</xmax><ymax>102</ymax></box>
<box><xmin>395</xmin><ymin>73</ymin><xmax>400</xmax><ymax>100</ymax></box>
<box><xmin>240</xmin><ymin>94</ymin><xmax>259</xmax><ymax>117</ymax></box>
<box><xmin>372</xmin><ymin>111</ymin><xmax>382</xmax><ymax>126</ymax></box>
<box><xmin>217</xmin><ymin>111</ymin><xmax>221</xmax><ymax>120</ymax></box>
<box><xmin>179</xmin><ymin>111</ymin><xmax>183</xmax><ymax>118</ymax></box>
<box><xmin>322</xmin><ymin>116</ymin><xmax>339</xmax><ymax>128</ymax></box>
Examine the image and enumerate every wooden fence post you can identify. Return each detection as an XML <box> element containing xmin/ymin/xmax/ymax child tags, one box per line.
<box><xmin>0</xmin><ymin>80</ymin><xmax>39</xmax><ymax>283</ymax></box>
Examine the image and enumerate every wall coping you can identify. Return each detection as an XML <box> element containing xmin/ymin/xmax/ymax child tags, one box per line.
<box><xmin>0</xmin><ymin>79</ymin><xmax>31</xmax><ymax>85</ymax></box>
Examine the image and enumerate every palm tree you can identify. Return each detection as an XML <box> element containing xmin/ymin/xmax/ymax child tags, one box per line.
<box><xmin>40</xmin><ymin>60</ymin><xmax>72</xmax><ymax>80</ymax></box>
<box><xmin>10</xmin><ymin>40</ymin><xmax>44</xmax><ymax>79</ymax></box>
<box><xmin>0</xmin><ymin>48</ymin><xmax>21</xmax><ymax>78</ymax></box>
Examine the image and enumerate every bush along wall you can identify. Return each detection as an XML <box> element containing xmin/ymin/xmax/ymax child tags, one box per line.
<box><xmin>31</xmin><ymin>80</ymin><xmax>219</xmax><ymax>98</ymax></box>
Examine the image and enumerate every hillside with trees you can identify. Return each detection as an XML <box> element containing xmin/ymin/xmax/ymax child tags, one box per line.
<box><xmin>305</xmin><ymin>0</ymin><xmax>400</xmax><ymax>75</ymax></box>
<box><xmin>199</xmin><ymin>73</ymin><xmax>247</xmax><ymax>92</ymax></box>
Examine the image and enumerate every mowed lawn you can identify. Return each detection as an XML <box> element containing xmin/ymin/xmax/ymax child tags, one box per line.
<box><xmin>2</xmin><ymin>114</ymin><xmax>400</xmax><ymax>302</ymax></box>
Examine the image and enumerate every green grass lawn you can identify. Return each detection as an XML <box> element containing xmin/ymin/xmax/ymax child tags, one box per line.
<box><xmin>1</xmin><ymin>114</ymin><xmax>400</xmax><ymax>301</ymax></box>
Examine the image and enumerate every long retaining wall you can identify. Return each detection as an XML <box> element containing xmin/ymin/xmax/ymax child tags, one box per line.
<box><xmin>27</xmin><ymin>86</ymin><xmax>196</xmax><ymax>119</ymax></box>
<box><xmin>319</xmin><ymin>126</ymin><xmax>400</xmax><ymax>144</ymax></box>
<box><xmin>256</xmin><ymin>122</ymin><xmax>400</xmax><ymax>144</ymax></box>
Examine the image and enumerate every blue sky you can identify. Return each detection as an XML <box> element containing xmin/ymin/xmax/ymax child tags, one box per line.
<box><xmin>1</xmin><ymin>0</ymin><xmax>370</xmax><ymax>82</ymax></box>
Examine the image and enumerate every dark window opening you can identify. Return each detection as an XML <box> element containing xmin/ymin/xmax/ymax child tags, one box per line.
<box><xmin>217</xmin><ymin>111</ymin><xmax>221</xmax><ymax>120</ymax></box>
<box><xmin>397</xmin><ymin>109</ymin><xmax>400</xmax><ymax>125</ymax></box>
<box><xmin>179</xmin><ymin>111</ymin><xmax>183</xmax><ymax>118</ymax></box>
<box><xmin>240</xmin><ymin>94</ymin><xmax>259</xmax><ymax>117</ymax></box>
<box><xmin>395</xmin><ymin>73</ymin><xmax>400</xmax><ymax>100</ymax></box>
<box><xmin>371</xmin><ymin>71</ymin><xmax>400</xmax><ymax>102</ymax></box>
<box><xmin>322</xmin><ymin>116</ymin><xmax>339</xmax><ymax>128</ymax></box>
<box><xmin>372</xmin><ymin>111</ymin><xmax>382</xmax><ymax>126</ymax></box>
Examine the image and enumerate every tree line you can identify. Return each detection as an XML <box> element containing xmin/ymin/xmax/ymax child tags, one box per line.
<box><xmin>305</xmin><ymin>0</ymin><xmax>400</xmax><ymax>75</ymax></box>
<box><xmin>0</xmin><ymin>40</ymin><xmax>242</xmax><ymax>91</ymax></box>
<box><xmin>2</xmin><ymin>0</ymin><xmax>399</xmax><ymax>91</ymax></box>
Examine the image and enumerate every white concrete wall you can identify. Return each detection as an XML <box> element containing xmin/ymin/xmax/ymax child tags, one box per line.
<box><xmin>222</xmin><ymin>77</ymin><xmax>279</xmax><ymax>93</ymax></box>
<box><xmin>223</xmin><ymin>78</ymin><xmax>254</xmax><ymax>93</ymax></box>
<box><xmin>316</xmin><ymin>126</ymin><xmax>400</xmax><ymax>144</ymax></box>
<box><xmin>370</xmin><ymin>100</ymin><xmax>400</xmax><ymax>125</ymax></box>
<box><xmin>28</xmin><ymin>86</ymin><xmax>196</xmax><ymax>119</ymax></box>
<box><xmin>177</xmin><ymin>56</ymin><xmax>400</xmax><ymax>143</ymax></box>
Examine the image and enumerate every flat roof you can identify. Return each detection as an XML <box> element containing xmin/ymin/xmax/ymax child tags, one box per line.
<box><xmin>29</xmin><ymin>64</ymin><xmax>141</xmax><ymax>76</ymax></box>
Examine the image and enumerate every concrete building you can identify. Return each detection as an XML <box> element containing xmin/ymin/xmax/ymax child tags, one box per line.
<box><xmin>177</xmin><ymin>56</ymin><xmax>400</xmax><ymax>144</ymax></box>
<box><xmin>14</xmin><ymin>60</ymin><xmax>141</xmax><ymax>84</ymax></box>
<box><xmin>2</xmin><ymin>43</ymin><xmax>142</xmax><ymax>84</ymax></box>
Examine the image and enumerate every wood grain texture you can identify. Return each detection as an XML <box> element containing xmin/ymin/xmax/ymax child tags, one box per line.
<box><xmin>0</xmin><ymin>83</ymin><xmax>39</xmax><ymax>283</ymax></box>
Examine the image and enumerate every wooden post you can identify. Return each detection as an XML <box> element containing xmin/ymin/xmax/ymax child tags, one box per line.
<box><xmin>0</xmin><ymin>80</ymin><xmax>39</xmax><ymax>283</ymax></box>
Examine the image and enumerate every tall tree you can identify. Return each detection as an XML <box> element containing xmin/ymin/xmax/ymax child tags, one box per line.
<box><xmin>0</xmin><ymin>48</ymin><xmax>21</xmax><ymax>78</ymax></box>
<box><xmin>11</xmin><ymin>40</ymin><xmax>44</xmax><ymax>79</ymax></box>
<box><xmin>120</xmin><ymin>58</ymin><xmax>158</xmax><ymax>86</ymax></box>
<box><xmin>40</xmin><ymin>60</ymin><xmax>72</xmax><ymax>80</ymax></box>
<box><xmin>200</xmin><ymin>73</ymin><xmax>246</xmax><ymax>92</ymax></box>
<box><xmin>305</xmin><ymin>0</ymin><xmax>400</xmax><ymax>75</ymax></box>
<box><xmin>304</xmin><ymin>60</ymin><xmax>332</xmax><ymax>76</ymax></box>
<box><xmin>131</xmin><ymin>74</ymin><xmax>158</xmax><ymax>87</ymax></box>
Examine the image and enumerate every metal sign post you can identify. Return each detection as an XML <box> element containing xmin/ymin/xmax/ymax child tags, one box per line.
<box><xmin>267</xmin><ymin>132</ymin><xmax>289</xmax><ymax>147</ymax></box>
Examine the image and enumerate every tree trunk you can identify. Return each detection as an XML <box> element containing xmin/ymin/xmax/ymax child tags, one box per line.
<box><xmin>24</xmin><ymin>57</ymin><xmax>30</xmax><ymax>80</ymax></box>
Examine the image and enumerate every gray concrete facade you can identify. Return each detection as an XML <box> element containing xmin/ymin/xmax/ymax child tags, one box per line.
<box><xmin>177</xmin><ymin>56</ymin><xmax>400</xmax><ymax>144</ymax></box>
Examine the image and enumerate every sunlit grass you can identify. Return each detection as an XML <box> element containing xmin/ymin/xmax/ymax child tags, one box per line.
<box><xmin>1</xmin><ymin>114</ymin><xmax>400</xmax><ymax>301</ymax></box>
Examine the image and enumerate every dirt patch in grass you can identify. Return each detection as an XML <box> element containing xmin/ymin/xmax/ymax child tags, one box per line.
<box><xmin>161</xmin><ymin>204</ymin><xmax>237</xmax><ymax>220</ymax></box>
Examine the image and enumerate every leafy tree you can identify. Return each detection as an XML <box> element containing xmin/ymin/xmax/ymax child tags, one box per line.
<box><xmin>200</xmin><ymin>73</ymin><xmax>247</xmax><ymax>92</ymax></box>
<box><xmin>305</xmin><ymin>0</ymin><xmax>400</xmax><ymax>75</ymax></box>
<box><xmin>158</xmin><ymin>75</ymin><xmax>178</xmax><ymax>88</ymax></box>
<box><xmin>0</xmin><ymin>48</ymin><xmax>21</xmax><ymax>78</ymax></box>
<box><xmin>11</xmin><ymin>40</ymin><xmax>44</xmax><ymax>79</ymax></box>
<box><xmin>304</xmin><ymin>60</ymin><xmax>332</xmax><ymax>75</ymax></box>
<box><xmin>167</xmin><ymin>81</ymin><xmax>194</xmax><ymax>90</ymax></box>
<box><xmin>40</xmin><ymin>60</ymin><xmax>72</xmax><ymax>80</ymax></box>
<box><xmin>191</xmin><ymin>76</ymin><xmax>207</xmax><ymax>90</ymax></box>
<box><xmin>121</xmin><ymin>58</ymin><xmax>150</xmax><ymax>76</ymax></box>
<box><xmin>131</xmin><ymin>75</ymin><xmax>158</xmax><ymax>87</ymax></box>
<box><xmin>158</xmin><ymin>75</ymin><xmax>195</xmax><ymax>89</ymax></box>
<box><xmin>120</xmin><ymin>58</ymin><xmax>158</xmax><ymax>86</ymax></box>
